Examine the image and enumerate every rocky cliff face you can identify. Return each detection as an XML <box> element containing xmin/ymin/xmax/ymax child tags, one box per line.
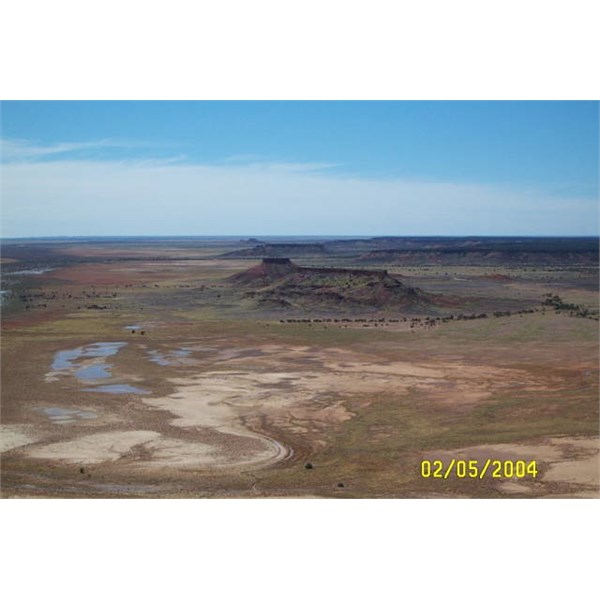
<box><xmin>228</xmin><ymin>258</ymin><xmax>300</xmax><ymax>285</ymax></box>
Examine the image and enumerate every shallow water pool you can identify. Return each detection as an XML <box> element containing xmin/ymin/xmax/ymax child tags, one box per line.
<box><xmin>148</xmin><ymin>348</ymin><xmax>192</xmax><ymax>366</ymax></box>
<box><xmin>51</xmin><ymin>342</ymin><xmax>127</xmax><ymax>371</ymax></box>
<box><xmin>37</xmin><ymin>407</ymin><xmax>97</xmax><ymax>424</ymax></box>
<box><xmin>83</xmin><ymin>384</ymin><xmax>150</xmax><ymax>395</ymax></box>
<box><xmin>75</xmin><ymin>364</ymin><xmax>112</xmax><ymax>381</ymax></box>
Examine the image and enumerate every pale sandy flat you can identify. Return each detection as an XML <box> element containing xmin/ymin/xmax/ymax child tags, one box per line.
<box><xmin>143</xmin><ymin>437</ymin><xmax>222</xmax><ymax>468</ymax></box>
<box><xmin>497</xmin><ymin>482</ymin><xmax>535</xmax><ymax>494</ymax></box>
<box><xmin>27</xmin><ymin>430</ymin><xmax>161</xmax><ymax>464</ymax></box>
<box><xmin>142</xmin><ymin>435</ymin><xmax>280</xmax><ymax>469</ymax></box>
<box><xmin>207</xmin><ymin>343</ymin><xmax>557</xmax><ymax>408</ymax></box>
<box><xmin>0</xmin><ymin>425</ymin><xmax>37</xmax><ymax>452</ymax></box>
<box><xmin>139</xmin><ymin>345</ymin><xmax>561</xmax><ymax>470</ymax></box>
<box><xmin>544</xmin><ymin>455</ymin><xmax>599</xmax><ymax>486</ymax></box>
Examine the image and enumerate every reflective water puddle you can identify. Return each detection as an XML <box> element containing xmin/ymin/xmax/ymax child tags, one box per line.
<box><xmin>148</xmin><ymin>348</ymin><xmax>192</xmax><ymax>366</ymax></box>
<box><xmin>75</xmin><ymin>364</ymin><xmax>112</xmax><ymax>381</ymax></box>
<box><xmin>83</xmin><ymin>384</ymin><xmax>150</xmax><ymax>395</ymax></box>
<box><xmin>48</xmin><ymin>342</ymin><xmax>158</xmax><ymax>395</ymax></box>
<box><xmin>51</xmin><ymin>342</ymin><xmax>127</xmax><ymax>371</ymax></box>
<box><xmin>48</xmin><ymin>342</ymin><xmax>149</xmax><ymax>394</ymax></box>
<box><xmin>7</xmin><ymin>268</ymin><xmax>55</xmax><ymax>276</ymax></box>
<box><xmin>37</xmin><ymin>407</ymin><xmax>97</xmax><ymax>424</ymax></box>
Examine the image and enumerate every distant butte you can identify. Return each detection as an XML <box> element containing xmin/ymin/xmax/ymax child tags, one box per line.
<box><xmin>220</xmin><ymin>243</ymin><xmax>328</xmax><ymax>258</ymax></box>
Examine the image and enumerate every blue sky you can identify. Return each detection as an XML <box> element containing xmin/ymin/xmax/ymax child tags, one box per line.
<box><xmin>1</xmin><ymin>101</ymin><xmax>598</xmax><ymax>237</ymax></box>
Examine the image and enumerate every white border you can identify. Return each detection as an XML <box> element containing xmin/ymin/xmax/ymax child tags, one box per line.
<box><xmin>2</xmin><ymin>500</ymin><xmax>599</xmax><ymax>599</ymax></box>
<box><xmin>1</xmin><ymin>2</ymin><xmax>598</xmax><ymax>599</ymax></box>
<box><xmin>1</xmin><ymin>1</ymin><xmax>599</xmax><ymax>100</ymax></box>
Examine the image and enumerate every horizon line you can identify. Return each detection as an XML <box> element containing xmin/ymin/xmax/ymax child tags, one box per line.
<box><xmin>2</xmin><ymin>234</ymin><xmax>599</xmax><ymax>241</ymax></box>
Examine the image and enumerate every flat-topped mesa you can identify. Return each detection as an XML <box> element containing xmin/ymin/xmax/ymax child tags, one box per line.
<box><xmin>230</xmin><ymin>258</ymin><xmax>392</xmax><ymax>285</ymax></box>
<box><xmin>228</xmin><ymin>257</ymin><xmax>299</xmax><ymax>284</ymax></box>
<box><xmin>262</xmin><ymin>257</ymin><xmax>390</xmax><ymax>277</ymax></box>
<box><xmin>297</xmin><ymin>265</ymin><xmax>390</xmax><ymax>278</ymax></box>
<box><xmin>227</xmin><ymin>258</ymin><xmax>435</xmax><ymax>310</ymax></box>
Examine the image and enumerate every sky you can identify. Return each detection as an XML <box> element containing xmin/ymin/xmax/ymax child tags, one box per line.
<box><xmin>0</xmin><ymin>101</ymin><xmax>598</xmax><ymax>237</ymax></box>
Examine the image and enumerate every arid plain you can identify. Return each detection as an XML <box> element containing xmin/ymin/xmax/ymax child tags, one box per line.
<box><xmin>1</xmin><ymin>237</ymin><xmax>598</xmax><ymax>498</ymax></box>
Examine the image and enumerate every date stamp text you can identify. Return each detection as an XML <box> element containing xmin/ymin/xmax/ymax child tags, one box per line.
<box><xmin>420</xmin><ymin>459</ymin><xmax>538</xmax><ymax>479</ymax></box>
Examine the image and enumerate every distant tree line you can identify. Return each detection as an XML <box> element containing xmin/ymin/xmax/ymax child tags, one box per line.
<box><xmin>542</xmin><ymin>293</ymin><xmax>598</xmax><ymax>320</ymax></box>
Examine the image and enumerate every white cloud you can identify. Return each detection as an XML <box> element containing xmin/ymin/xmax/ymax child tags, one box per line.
<box><xmin>1</xmin><ymin>149</ymin><xmax>597</xmax><ymax>237</ymax></box>
<box><xmin>0</xmin><ymin>137</ymin><xmax>145</xmax><ymax>162</ymax></box>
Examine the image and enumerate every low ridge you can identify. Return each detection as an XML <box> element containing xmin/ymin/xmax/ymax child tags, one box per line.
<box><xmin>358</xmin><ymin>246</ymin><xmax>599</xmax><ymax>266</ymax></box>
